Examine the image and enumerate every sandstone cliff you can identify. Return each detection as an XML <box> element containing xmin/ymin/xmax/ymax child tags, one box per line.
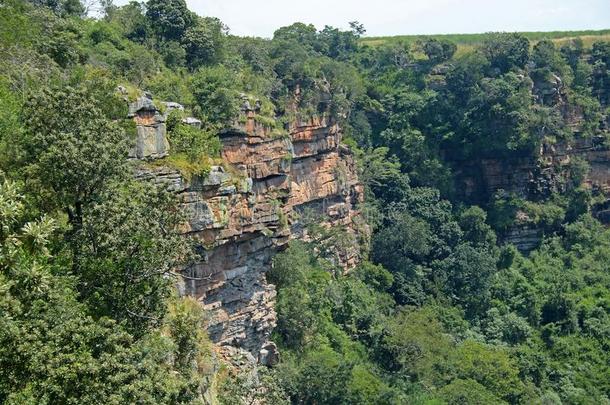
<box><xmin>132</xmin><ymin>99</ymin><xmax>365</xmax><ymax>362</ymax></box>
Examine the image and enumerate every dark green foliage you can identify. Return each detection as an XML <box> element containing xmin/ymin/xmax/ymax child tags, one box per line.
<box><xmin>2</xmin><ymin>1</ymin><xmax>610</xmax><ymax>403</ymax></box>
<box><xmin>591</xmin><ymin>41</ymin><xmax>610</xmax><ymax>106</ymax></box>
<box><xmin>73</xmin><ymin>180</ymin><xmax>194</xmax><ymax>333</ymax></box>
<box><xmin>145</xmin><ymin>0</ymin><xmax>194</xmax><ymax>42</ymax></box>
<box><xmin>0</xmin><ymin>180</ymin><xmax>211</xmax><ymax>404</ymax></box>
<box><xmin>418</xmin><ymin>38</ymin><xmax>457</xmax><ymax>63</ymax></box>
<box><xmin>183</xmin><ymin>17</ymin><xmax>226</xmax><ymax>69</ymax></box>
<box><xmin>481</xmin><ymin>33</ymin><xmax>531</xmax><ymax>73</ymax></box>
<box><xmin>19</xmin><ymin>81</ymin><xmax>128</xmax><ymax>222</ymax></box>
<box><xmin>270</xmin><ymin>242</ymin><xmax>403</xmax><ymax>404</ymax></box>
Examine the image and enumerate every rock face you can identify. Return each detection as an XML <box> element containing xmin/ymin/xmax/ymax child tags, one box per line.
<box><xmin>128</xmin><ymin>95</ymin><xmax>170</xmax><ymax>159</ymax></box>
<box><xmin>466</xmin><ymin>138</ymin><xmax>610</xmax><ymax>202</ymax></box>
<box><xmin>446</xmin><ymin>69</ymin><xmax>610</xmax><ymax>253</ymax></box>
<box><xmin>137</xmin><ymin>106</ymin><xmax>365</xmax><ymax>358</ymax></box>
<box><xmin>455</xmin><ymin>137</ymin><xmax>610</xmax><ymax>252</ymax></box>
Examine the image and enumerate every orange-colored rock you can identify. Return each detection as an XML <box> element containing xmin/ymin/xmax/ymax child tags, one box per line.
<box><xmin>141</xmin><ymin>111</ymin><xmax>366</xmax><ymax>357</ymax></box>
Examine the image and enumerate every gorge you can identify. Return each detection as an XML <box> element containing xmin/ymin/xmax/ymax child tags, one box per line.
<box><xmin>2</xmin><ymin>0</ymin><xmax>610</xmax><ymax>403</ymax></box>
<box><xmin>130</xmin><ymin>94</ymin><xmax>366</xmax><ymax>361</ymax></box>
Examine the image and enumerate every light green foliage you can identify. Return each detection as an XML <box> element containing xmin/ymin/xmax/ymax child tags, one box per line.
<box><xmin>86</xmin><ymin>21</ymin><xmax>160</xmax><ymax>85</ymax></box>
<box><xmin>454</xmin><ymin>340</ymin><xmax>525</xmax><ymax>401</ymax></box>
<box><xmin>28</xmin><ymin>0</ymin><xmax>84</xmax><ymax>17</ymax></box>
<box><xmin>382</xmin><ymin>308</ymin><xmax>454</xmax><ymax>384</ymax></box>
<box><xmin>161</xmin><ymin>108</ymin><xmax>222</xmax><ymax>179</ymax></box>
<box><xmin>190</xmin><ymin>65</ymin><xmax>240</xmax><ymax>125</ymax></box>
<box><xmin>438</xmin><ymin>379</ymin><xmax>505</xmax><ymax>405</ymax></box>
<box><xmin>103</xmin><ymin>1</ymin><xmax>152</xmax><ymax>44</ymax></box>
<box><xmin>168</xmin><ymin>119</ymin><xmax>222</xmax><ymax>160</ymax></box>
<box><xmin>164</xmin><ymin>296</ymin><xmax>213</xmax><ymax>377</ymax></box>
<box><xmin>145</xmin><ymin>70</ymin><xmax>194</xmax><ymax>105</ymax></box>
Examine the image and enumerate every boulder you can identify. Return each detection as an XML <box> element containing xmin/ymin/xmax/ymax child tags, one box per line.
<box><xmin>258</xmin><ymin>341</ymin><xmax>280</xmax><ymax>367</ymax></box>
<box><xmin>182</xmin><ymin>116</ymin><xmax>203</xmax><ymax>129</ymax></box>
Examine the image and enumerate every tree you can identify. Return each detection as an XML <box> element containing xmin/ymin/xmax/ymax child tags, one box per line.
<box><xmin>20</xmin><ymin>81</ymin><xmax>128</xmax><ymax>226</ymax></box>
<box><xmin>453</xmin><ymin>340</ymin><xmax>525</xmax><ymax>402</ymax></box>
<box><xmin>183</xmin><ymin>17</ymin><xmax>226</xmax><ymax>69</ymax></box>
<box><xmin>532</xmin><ymin>39</ymin><xmax>565</xmax><ymax>73</ymax></box>
<box><xmin>381</xmin><ymin>307</ymin><xmax>454</xmax><ymax>383</ymax></box>
<box><xmin>73</xmin><ymin>180</ymin><xmax>194</xmax><ymax>333</ymax></box>
<box><xmin>560</xmin><ymin>38</ymin><xmax>584</xmax><ymax>70</ymax></box>
<box><xmin>590</xmin><ymin>41</ymin><xmax>610</xmax><ymax>106</ymax></box>
<box><xmin>106</xmin><ymin>1</ymin><xmax>152</xmax><ymax>44</ymax></box>
<box><xmin>39</xmin><ymin>16</ymin><xmax>86</xmax><ymax>68</ymax></box>
<box><xmin>28</xmin><ymin>0</ymin><xmax>84</xmax><ymax>16</ymax></box>
<box><xmin>436</xmin><ymin>243</ymin><xmax>497</xmax><ymax>316</ymax></box>
<box><xmin>167</xmin><ymin>118</ymin><xmax>221</xmax><ymax>161</ymax></box>
<box><xmin>439</xmin><ymin>379</ymin><xmax>505</xmax><ymax>405</ymax></box>
<box><xmin>15</xmin><ymin>81</ymin><xmax>194</xmax><ymax>333</ymax></box>
<box><xmin>0</xmin><ymin>80</ymin><xmax>21</xmax><ymax>169</ymax></box>
<box><xmin>458</xmin><ymin>206</ymin><xmax>497</xmax><ymax>250</ymax></box>
<box><xmin>272</xmin><ymin>23</ymin><xmax>318</xmax><ymax>52</ymax></box>
<box><xmin>481</xmin><ymin>33</ymin><xmax>530</xmax><ymax>73</ymax></box>
<box><xmin>190</xmin><ymin>65</ymin><xmax>239</xmax><ymax>125</ymax></box>
<box><xmin>418</xmin><ymin>38</ymin><xmax>457</xmax><ymax>64</ymax></box>
<box><xmin>373</xmin><ymin>210</ymin><xmax>432</xmax><ymax>268</ymax></box>
<box><xmin>357</xmin><ymin>147</ymin><xmax>410</xmax><ymax>208</ymax></box>
<box><xmin>146</xmin><ymin>0</ymin><xmax>194</xmax><ymax>41</ymax></box>
<box><xmin>318</xmin><ymin>25</ymin><xmax>360</xmax><ymax>60</ymax></box>
<box><xmin>456</xmin><ymin>71</ymin><xmax>540</xmax><ymax>156</ymax></box>
<box><xmin>0</xmin><ymin>179</ymin><xmax>211</xmax><ymax>404</ymax></box>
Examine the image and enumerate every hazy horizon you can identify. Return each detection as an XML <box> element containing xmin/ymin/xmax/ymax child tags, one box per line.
<box><xmin>112</xmin><ymin>0</ymin><xmax>610</xmax><ymax>38</ymax></box>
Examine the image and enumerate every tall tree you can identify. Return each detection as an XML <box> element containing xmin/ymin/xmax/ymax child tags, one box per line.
<box><xmin>146</xmin><ymin>0</ymin><xmax>194</xmax><ymax>41</ymax></box>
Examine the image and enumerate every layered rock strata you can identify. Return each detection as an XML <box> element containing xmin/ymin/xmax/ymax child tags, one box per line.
<box><xmin>455</xmin><ymin>137</ymin><xmax>610</xmax><ymax>252</ymax></box>
<box><xmin>135</xmin><ymin>105</ymin><xmax>365</xmax><ymax>358</ymax></box>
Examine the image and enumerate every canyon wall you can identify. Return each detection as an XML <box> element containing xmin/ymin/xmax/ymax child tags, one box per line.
<box><xmin>452</xmin><ymin>74</ymin><xmax>610</xmax><ymax>252</ymax></box>
<box><xmin>133</xmin><ymin>99</ymin><xmax>365</xmax><ymax>361</ymax></box>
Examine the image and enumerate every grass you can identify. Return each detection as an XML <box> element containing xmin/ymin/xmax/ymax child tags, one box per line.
<box><xmin>147</xmin><ymin>153</ymin><xmax>220</xmax><ymax>182</ymax></box>
<box><xmin>360</xmin><ymin>29</ymin><xmax>610</xmax><ymax>56</ymax></box>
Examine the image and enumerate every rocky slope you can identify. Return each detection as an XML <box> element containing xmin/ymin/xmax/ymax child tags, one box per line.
<box><xmin>453</xmin><ymin>74</ymin><xmax>610</xmax><ymax>251</ymax></box>
<box><xmin>132</xmin><ymin>96</ymin><xmax>365</xmax><ymax>362</ymax></box>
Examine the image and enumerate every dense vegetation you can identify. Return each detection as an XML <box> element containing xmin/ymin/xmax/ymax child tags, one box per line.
<box><xmin>1</xmin><ymin>0</ymin><xmax>609</xmax><ymax>403</ymax></box>
<box><xmin>361</xmin><ymin>29</ymin><xmax>610</xmax><ymax>56</ymax></box>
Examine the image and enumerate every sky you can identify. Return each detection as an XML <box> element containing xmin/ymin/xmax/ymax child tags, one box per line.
<box><xmin>115</xmin><ymin>0</ymin><xmax>610</xmax><ymax>38</ymax></box>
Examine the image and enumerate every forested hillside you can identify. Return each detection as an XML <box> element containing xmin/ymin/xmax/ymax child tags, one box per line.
<box><xmin>1</xmin><ymin>0</ymin><xmax>609</xmax><ymax>404</ymax></box>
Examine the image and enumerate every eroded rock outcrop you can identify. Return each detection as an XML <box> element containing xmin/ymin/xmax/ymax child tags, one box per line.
<box><xmin>128</xmin><ymin>94</ymin><xmax>170</xmax><ymax>159</ymax></box>
<box><xmin>451</xmin><ymin>74</ymin><xmax>610</xmax><ymax>252</ymax></box>
<box><xmin>455</xmin><ymin>137</ymin><xmax>610</xmax><ymax>252</ymax></box>
<box><xmin>134</xmin><ymin>103</ymin><xmax>365</xmax><ymax>359</ymax></box>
